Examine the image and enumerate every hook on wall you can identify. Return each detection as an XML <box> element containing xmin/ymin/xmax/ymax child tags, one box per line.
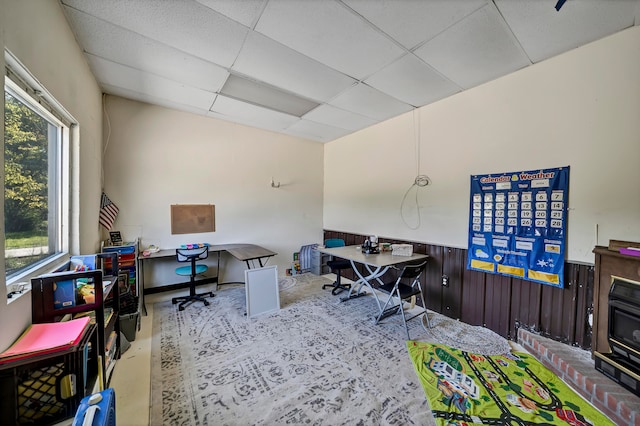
<box><xmin>271</xmin><ymin>177</ymin><xmax>281</xmax><ymax>188</ymax></box>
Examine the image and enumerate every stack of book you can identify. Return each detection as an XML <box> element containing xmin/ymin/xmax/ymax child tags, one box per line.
<box><xmin>0</xmin><ymin>317</ymin><xmax>91</xmax><ymax>365</ymax></box>
<box><xmin>104</xmin><ymin>330</ymin><xmax>118</xmax><ymax>381</ymax></box>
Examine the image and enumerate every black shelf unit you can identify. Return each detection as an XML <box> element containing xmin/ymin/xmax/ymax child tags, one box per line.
<box><xmin>31</xmin><ymin>269</ymin><xmax>120</xmax><ymax>390</ymax></box>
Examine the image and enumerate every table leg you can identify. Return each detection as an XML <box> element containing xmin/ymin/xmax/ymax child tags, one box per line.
<box><xmin>244</xmin><ymin>257</ymin><xmax>267</xmax><ymax>269</ymax></box>
<box><xmin>340</xmin><ymin>261</ymin><xmax>388</xmax><ymax>313</ymax></box>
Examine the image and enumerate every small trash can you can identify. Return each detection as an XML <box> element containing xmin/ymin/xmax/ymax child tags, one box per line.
<box><xmin>119</xmin><ymin>311</ymin><xmax>139</xmax><ymax>342</ymax></box>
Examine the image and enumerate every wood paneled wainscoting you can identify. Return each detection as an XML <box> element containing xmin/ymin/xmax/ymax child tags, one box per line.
<box><xmin>323</xmin><ymin>230</ymin><xmax>594</xmax><ymax>349</ymax></box>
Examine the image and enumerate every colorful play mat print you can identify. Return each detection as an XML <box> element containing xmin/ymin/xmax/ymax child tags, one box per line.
<box><xmin>407</xmin><ymin>341</ymin><xmax>614</xmax><ymax>426</ymax></box>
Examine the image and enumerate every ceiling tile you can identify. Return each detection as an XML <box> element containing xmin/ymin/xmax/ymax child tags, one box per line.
<box><xmin>62</xmin><ymin>7</ymin><xmax>229</xmax><ymax>92</ymax></box>
<box><xmin>195</xmin><ymin>0</ymin><xmax>266</xmax><ymax>27</ymax></box>
<box><xmin>328</xmin><ymin>83</ymin><xmax>413</xmax><ymax>121</ymax></box>
<box><xmin>303</xmin><ymin>104</ymin><xmax>378</xmax><ymax>132</ymax></box>
<box><xmin>255</xmin><ymin>0</ymin><xmax>405</xmax><ymax>79</ymax></box>
<box><xmin>87</xmin><ymin>55</ymin><xmax>216</xmax><ymax>111</ymax></box>
<box><xmin>365</xmin><ymin>53</ymin><xmax>461</xmax><ymax>107</ymax></box>
<box><xmin>209</xmin><ymin>95</ymin><xmax>300</xmax><ymax>132</ymax></box>
<box><xmin>495</xmin><ymin>0</ymin><xmax>637</xmax><ymax>63</ymax></box>
<box><xmin>61</xmin><ymin>0</ymin><xmax>248</xmax><ymax>67</ymax></box>
<box><xmin>284</xmin><ymin>119</ymin><xmax>353</xmax><ymax>142</ymax></box>
<box><xmin>414</xmin><ymin>3</ymin><xmax>531</xmax><ymax>89</ymax></box>
<box><xmin>343</xmin><ymin>0</ymin><xmax>487</xmax><ymax>49</ymax></box>
<box><xmin>102</xmin><ymin>83</ymin><xmax>211</xmax><ymax>117</ymax></box>
<box><xmin>232</xmin><ymin>32</ymin><xmax>357</xmax><ymax>103</ymax></box>
<box><xmin>60</xmin><ymin>0</ymin><xmax>639</xmax><ymax>143</ymax></box>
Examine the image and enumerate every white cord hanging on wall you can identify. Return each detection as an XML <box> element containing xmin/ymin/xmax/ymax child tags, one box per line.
<box><xmin>400</xmin><ymin>110</ymin><xmax>430</xmax><ymax>230</ymax></box>
<box><xmin>414</xmin><ymin>175</ymin><xmax>430</xmax><ymax>187</ymax></box>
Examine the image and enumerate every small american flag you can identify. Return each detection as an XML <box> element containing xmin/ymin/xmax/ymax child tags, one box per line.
<box><xmin>99</xmin><ymin>192</ymin><xmax>119</xmax><ymax>230</ymax></box>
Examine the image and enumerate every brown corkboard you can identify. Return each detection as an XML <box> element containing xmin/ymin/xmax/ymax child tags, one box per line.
<box><xmin>171</xmin><ymin>204</ymin><xmax>215</xmax><ymax>234</ymax></box>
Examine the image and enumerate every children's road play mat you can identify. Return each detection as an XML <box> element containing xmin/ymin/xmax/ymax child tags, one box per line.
<box><xmin>408</xmin><ymin>341</ymin><xmax>614</xmax><ymax>425</ymax></box>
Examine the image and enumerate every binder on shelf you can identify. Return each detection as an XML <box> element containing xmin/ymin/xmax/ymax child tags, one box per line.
<box><xmin>53</xmin><ymin>278</ymin><xmax>76</xmax><ymax>309</ymax></box>
<box><xmin>70</xmin><ymin>255</ymin><xmax>97</xmax><ymax>272</ymax></box>
<box><xmin>0</xmin><ymin>316</ymin><xmax>91</xmax><ymax>364</ymax></box>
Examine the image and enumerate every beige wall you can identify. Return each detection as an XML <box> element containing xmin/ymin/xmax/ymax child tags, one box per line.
<box><xmin>1</xmin><ymin>0</ymin><xmax>103</xmax><ymax>351</ymax></box>
<box><xmin>3</xmin><ymin>1</ymin><xmax>639</xmax><ymax>353</ymax></box>
<box><xmin>325</xmin><ymin>26</ymin><xmax>640</xmax><ymax>264</ymax></box>
<box><xmin>102</xmin><ymin>96</ymin><xmax>324</xmax><ymax>286</ymax></box>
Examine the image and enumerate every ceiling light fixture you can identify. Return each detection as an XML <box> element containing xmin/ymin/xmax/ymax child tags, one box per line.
<box><xmin>220</xmin><ymin>74</ymin><xmax>320</xmax><ymax>117</ymax></box>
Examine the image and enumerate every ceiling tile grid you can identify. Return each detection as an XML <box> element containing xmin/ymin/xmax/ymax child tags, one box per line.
<box><xmin>328</xmin><ymin>83</ymin><xmax>414</xmax><ymax>122</ymax></box>
<box><xmin>231</xmin><ymin>31</ymin><xmax>357</xmax><ymax>103</ymax></box>
<box><xmin>364</xmin><ymin>53</ymin><xmax>462</xmax><ymax>107</ymax></box>
<box><xmin>342</xmin><ymin>0</ymin><xmax>488</xmax><ymax>50</ymax></box>
<box><xmin>210</xmin><ymin>95</ymin><xmax>300</xmax><ymax>132</ymax></box>
<box><xmin>413</xmin><ymin>4</ymin><xmax>531</xmax><ymax>89</ymax></box>
<box><xmin>495</xmin><ymin>0</ymin><xmax>639</xmax><ymax>63</ymax></box>
<box><xmin>254</xmin><ymin>0</ymin><xmax>406</xmax><ymax>80</ymax></box>
<box><xmin>195</xmin><ymin>0</ymin><xmax>267</xmax><ymax>28</ymax></box>
<box><xmin>59</xmin><ymin>0</ymin><xmax>640</xmax><ymax>142</ymax></box>
<box><xmin>303</xmin><ymin>104</ymin><xmax>378</xmax><ymax>132</ymax></box>
<box><xmin>87</xmin><ymin>55</ymin><xmax>217</xmax><ymax>111</ymax></box>
<box><xmin>284</xmin><ymin>119</ymin><xmax>354</xmax><ymax>142</ymax></box>
<box><xmin>64</xmin><ymin>7</ymin><xmax>229</xmax><ymax>93</ymax></box>
<box><xmin>62</xmin><ymin>0</ymin><xmax>249</xmax><ymax>66</ymax></box>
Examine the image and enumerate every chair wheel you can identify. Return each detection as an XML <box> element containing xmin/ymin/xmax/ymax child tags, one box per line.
<box><xmin>179</xmin><ymin>306</ymin><xmax>185</xmax><ymax>311</ymax></box>
<box><xmin>172</xmin><ymin>299</ymin><xmax>177</xmax><ymax>304</ymax></box>
<box><xmin>204</xmin><ymin>300</ymin><xmax>210</xmax><ymax>306</ymax></box>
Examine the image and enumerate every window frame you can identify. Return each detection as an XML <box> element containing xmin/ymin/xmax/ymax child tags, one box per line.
<box><xmin>4</xmin><ymin>59</ymin><xmax>72</xmax><ymax>288</ymax></box>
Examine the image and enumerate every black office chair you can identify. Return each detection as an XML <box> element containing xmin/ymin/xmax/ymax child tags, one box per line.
<box><xmin>375</xmin><ymin>261</ymin><xmax>430</xmax><ymax>339</ymax></box>
<box><xmin>171</xmin><ymin>246</ymin><xmax>215</xmax><ymax>311</ymax></box>
<box><xmin>322</xmin><ymin>238</ymin><xmax>352</xmax><ymax>295</ymax></box>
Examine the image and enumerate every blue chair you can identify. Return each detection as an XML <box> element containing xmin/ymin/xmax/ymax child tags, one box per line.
<box><xmin>171</xmin><ymin>246</ymin><xmax>215</xmax><ymax>311</ymax></box>
<box><xmin>322</xmin><ymin>238</ymin><xmax>352</xmax><ymax>295</ymax></box>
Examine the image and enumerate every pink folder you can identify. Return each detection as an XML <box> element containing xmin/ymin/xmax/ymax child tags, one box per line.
<box><xmin>0</xmin><ymin>316</ymin><xmax>91</xmax><ymax>363</ymax></box>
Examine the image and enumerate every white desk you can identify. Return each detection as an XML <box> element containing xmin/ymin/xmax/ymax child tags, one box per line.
<box><xmin>317</xmin><ymin>245</ymin><xmax>429</xmax><ymax>314</ymax></box>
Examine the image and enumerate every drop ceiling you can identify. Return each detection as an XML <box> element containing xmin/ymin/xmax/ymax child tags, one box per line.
<box><xmin>60</xmin><ymin>0</ymin><xmax>640</xmax><ymax>143</ymax></box>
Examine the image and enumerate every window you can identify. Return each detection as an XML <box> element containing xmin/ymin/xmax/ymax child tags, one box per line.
<box><xmin>4</xmin><ymin>62</ymin><xmax>70</xmax><ymax>285</ymax></box>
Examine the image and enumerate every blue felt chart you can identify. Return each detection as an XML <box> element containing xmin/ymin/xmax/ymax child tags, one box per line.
<box><xmin>467</xmin><ymin>166</ymin><xmax>569</xmax><ymax>288</ymax></box>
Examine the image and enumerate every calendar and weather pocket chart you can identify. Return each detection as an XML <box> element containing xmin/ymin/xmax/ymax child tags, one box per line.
<box><xmin>466</xmin><ymin>166</ymin><xmax>569</xmax><ymax>288</ymax></box>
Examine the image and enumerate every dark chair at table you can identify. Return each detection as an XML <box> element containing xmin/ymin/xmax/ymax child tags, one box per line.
<box><xmin>375</xmin><ymin>261</ymin><xmax>430</xmax><ymax>339</ymax></box>
<box><xmin>322</xmin><ymin>238</ymin><xmax>352</xmax><ymax>295</ymax></box>
<box><xmin>171</xmin><ymin>246</ymin><xmax>215</xmax><ymax>311</ymax></box>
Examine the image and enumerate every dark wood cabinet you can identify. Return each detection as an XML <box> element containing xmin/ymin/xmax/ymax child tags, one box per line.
<box><xmin>592</xmin><ymin>246</ymin><xmax>640</xmax><ymax>354</ymax></box>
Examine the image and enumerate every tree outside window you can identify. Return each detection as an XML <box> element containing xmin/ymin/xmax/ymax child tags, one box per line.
<box><xmin>4</xmin><ymin>90</ymin><xmax>59</xmax><ymax>278</ymax></box>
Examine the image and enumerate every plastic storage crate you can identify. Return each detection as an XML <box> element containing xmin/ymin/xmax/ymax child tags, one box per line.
<box><xmin>0</xmin><ymin>351</ymin><xmax>90</xmax><ymax>425</ymax></box>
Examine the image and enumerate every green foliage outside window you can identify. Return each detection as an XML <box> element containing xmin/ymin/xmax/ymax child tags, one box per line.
<box><xmin>4</xmin><ymin>92</ymin><xmax>50</xmax><ymax>276</ymax></box>
<box><xmin>4</xmin><ymin>92</ymin><xmax>48</xmax><ymax>233</ymax></box>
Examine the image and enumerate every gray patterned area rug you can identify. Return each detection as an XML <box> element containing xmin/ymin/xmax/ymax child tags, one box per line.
<box><xmin>150</xmin><ymin>274</ymin><xmax>510</xmax><ymax>425</ymax></box>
